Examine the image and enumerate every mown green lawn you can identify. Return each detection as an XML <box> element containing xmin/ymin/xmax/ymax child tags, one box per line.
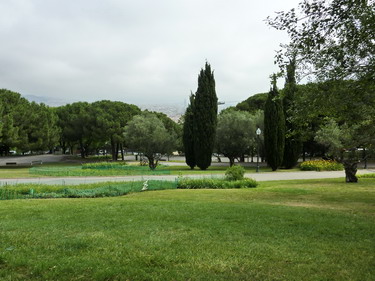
<box><xmin>0</xmin><ymin>178</ymin><xmax>374</xmax><ymax>280</ymax></box>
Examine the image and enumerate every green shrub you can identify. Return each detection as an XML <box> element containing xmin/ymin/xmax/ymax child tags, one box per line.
<box><xmin>225</xmin><ymin>165</ymin><xmax>246</xmax><ymax>181</ymax></box>
<box><xmin>0</xmin><ymin>180</ymin><xmax>178</xmax><ymax>200</ymax></box>
<box><xmin>358</xmin><ymin>173</ymin><xmax>375</xmax><ymax>178</ymax></box>
<box><xmin>177</xmin><ymin>177</ymin><xmax>257</xmax><ymax>189</ymax></box>
<box><xmin>87</xmin><ymin>155</ymin><xmax>112</xmax><ymax>161</ymax></box>
<box><xmin>0</xmin><ymin>189</ymin><xmax>23</xmax><ymax>200</ymax></box>
<box><xmin>82</xmin><ymin>162</ymin><xmax>128</xmax><ymax>170</ymax></box>
<box><xmin>300</xmin><ymin>160</ymin><xmax>344</xmax><ymax>171</ymax></box>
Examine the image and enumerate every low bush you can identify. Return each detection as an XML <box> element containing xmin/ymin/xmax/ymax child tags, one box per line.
<box><xmin>225</xmin><ymin>165</ymin><xmax>245</xmax><ymax>181</ymax></box>
<box><xmin>300</xmin><ymin>160</ymin><xmax>344</xmax><ymax>171</ymax></box>
<box><xmin>0</xmin><ymin>180</ymin><xmax>177</xmax><ymax>200</ymax></box>
<box><xmin>358</xmin><ymin>173</ymin><xmax>375</xmax><ymax>178</ymax></box>
<box><xmin>177</xmin><ymin>177</ymin><xmax>258</xmax><ymax>189</ymax></box>
<box><xmin>82</xmin><ymin>162</ymin><xmax>128</xmax><ymax>170</ymax></box>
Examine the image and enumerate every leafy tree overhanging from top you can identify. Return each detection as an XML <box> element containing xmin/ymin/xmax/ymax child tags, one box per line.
<box><xmin>266</xmin><ymin>0</ymin><xmax>375</xmax><ymax>81</ymax></box>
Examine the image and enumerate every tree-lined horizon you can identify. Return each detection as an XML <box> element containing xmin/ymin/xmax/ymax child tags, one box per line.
<box><xmin>1</xmin><ymin>0</ymin><xmax>374</xmax><ymax>183</ymax></box>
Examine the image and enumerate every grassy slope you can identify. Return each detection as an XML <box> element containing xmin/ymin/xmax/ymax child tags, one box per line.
<box><xmin>0</xmin><ymin>178</ymin><xmax>374</xmax><ymax>281</ymax></box>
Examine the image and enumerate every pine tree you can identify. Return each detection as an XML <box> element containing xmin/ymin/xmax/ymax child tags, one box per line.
<box><xmin>282</xmin><ymin>57</ymin><xmax>302</xmax><ymax>168</ymax></box>
<box><xmin>264</xmin><ymin>75</ymin><xmax>285</xmax><ymax>171</ymax></box>
<box><xmin>182</xmin><ymin>93</ymin><xmax>196</xmax><ymax>169</ymax></box>
<box><xmin>193</xmin><ymin>62</ymin><xmax>218</xmax><ymax>170</ymax></box>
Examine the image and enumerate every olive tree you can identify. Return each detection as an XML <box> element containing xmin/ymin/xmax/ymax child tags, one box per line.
<box><xmin>215</xmin><ymin>110</ymin><xmax>256</xmax><ymax>167</ymax></box>
<box><xmin>124</xmin><ymin>113</ymin><xmax>176</xmax><ymax>170</ymax></box>
<box><xmin>315</xmin><ymin>119</ymin><xmax>363</xmax><ymax>182</ymax></box>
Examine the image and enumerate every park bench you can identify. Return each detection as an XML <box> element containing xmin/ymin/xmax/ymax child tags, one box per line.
<box><xmin>6</xmin><ymin>162</ymin><xmax>17</xmax><ymax>166</ymax></box>
<box><xmin>30</xmin><ymin>160</ymin><xmax>43</xmax><ymax>165</ymax></box>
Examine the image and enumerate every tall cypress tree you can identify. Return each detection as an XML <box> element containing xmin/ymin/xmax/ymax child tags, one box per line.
<box><xmin>282</xmin><ymin>57</ymin><xmax>302</xmax><ymax>168</ymax></box>
<box><xmin>264</xmin><ymin>75</ymin><xmax>285</xmax><ymax>171</ymax></box>
<box><xmin>193</xmin><ymin>62</ymin><xmax>218</xmax><ymax>170</ymax></box>
<box><xmin>182</xmin><ymin>93</ymin><xmax>196</xmax><ymax>169</ymax></box>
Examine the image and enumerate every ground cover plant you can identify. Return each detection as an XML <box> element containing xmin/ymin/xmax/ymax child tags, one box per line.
<box><xmin>0</xmin><ymin>175</ymin><xmax>257</xmax><ymax>199</ymax></box>
<box><xmin>0</xmin><ymin>178</ymin><xmax>374</xmax><ymax>280</ymax></box>
<box><xmin>300</xmin><ymin>159</ymin><xmax>344</xmax><ymax>171</ymax></box>
<box><xmin>0</xmin><ymin>180</ymin><xmax>177</xmax><ymax>200</ymax></box>
<box><xmin>29</xmin><ymin>163</ymin><xmax>171</xmax><ymax>177</ymax></box>
<box><xmin>359</xmin><ymin>173</ymin><xmax>375</xmax><ymax>178</ymax></box>
<box><xmin>177</xmin><ymin>178</ymin><xmax>258</xmax><ymax>189</ymax></box>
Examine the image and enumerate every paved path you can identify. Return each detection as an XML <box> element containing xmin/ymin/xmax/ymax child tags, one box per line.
<box><xmin>0</xmin><ymin>169</ymin><xmax>373</xmax><ymax>186</ymax></box>
<box><xmin>0</xmin><ymin>154</ymin><xmax>66</xmax><ymax>166</ymax></box>
<box><xmin>0</xmin><ymin>155</ymin><xmax>374</xmax><ymax>185</ymax></box>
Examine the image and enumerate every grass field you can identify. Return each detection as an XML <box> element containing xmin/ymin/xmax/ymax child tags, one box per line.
<box><xmin>0</xmin><ymin>178</ymin><xmax>374</xmax><ymax>280</ymax></box>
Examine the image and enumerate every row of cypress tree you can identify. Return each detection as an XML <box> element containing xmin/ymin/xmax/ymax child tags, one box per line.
<box><xmin>183</xmin><ymin>62</ymin><xmax>218</xmax><ymax>170</ymax></box>
<box><xmin>183</xmin><ymin>60</ymin><xmax>300</xmax><ymax>171</ymax></box>
<box><xmin>264</xmin><ymin>58</ymin><xmax>302</xmax><ymax>171</ymax></box>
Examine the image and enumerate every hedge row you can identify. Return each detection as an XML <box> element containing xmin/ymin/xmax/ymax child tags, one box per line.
<box><xmin>177</xmin><ymin>178</ymin><xmax>258</xmax><ymax>189</ymax></box>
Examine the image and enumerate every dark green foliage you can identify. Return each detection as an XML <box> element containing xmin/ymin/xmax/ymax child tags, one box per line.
<box><xmin>182</xmin><ymin>94</ymin><xmax>196</xmax><ymax>169</ymax></box>
<box><xmin>0</xmin><ymin>89</ymin><xmax>60</xmax><ymax>155</ymax></box>
<box><xmin>56</xmin><ymin>102</ymin><xmax>94</xmax><ymax>158</ymax></box>
<box><xmin>264</xmin><ymin>77</ymin><xmax>285</xmax><ymax>171</ymax></box>
<box><xmin>193</xmin><ymin>62</ymin><xmax>218</xmax><ymax>170</ymax></box>
<box><xmin>56</xmin><ymin>100</ymin><xmax>141</xmax><ymax>159</ymax></box>
<box><xmin>283</xmin><ymin>139</ymin><xmax>302</xmax><ymax>168</ymax></box>
<box><xmin>225</xmin><ymin>165</ymin><xmax>245</xmax><ymax>181</ymax></box>
<box><xmin>236</xmin><ymin>92</ymin><xmax>268</xmax><ymax>113</ymax></box>
<box><xmin>91</xmin><ymin>100</ymin><xmax>141</xmax><ymax>161</ymax></box>
<box><xmin>282</xmin><ymin>57</ymin><xmax>302</xmax><ymax>168</ymax></box>
<box><xmin>177</xmin><ymin>177</ymin><xmax>258</xmax><ymax>189</ymax></box>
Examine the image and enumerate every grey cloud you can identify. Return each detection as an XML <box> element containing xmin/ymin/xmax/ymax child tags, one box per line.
<box><xmin>0</xmin><ymin>0</ymin><xmax>299</xmax><ymax>105</ymax></box>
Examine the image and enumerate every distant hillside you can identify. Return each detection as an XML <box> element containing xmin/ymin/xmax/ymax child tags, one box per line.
<box><xmin>24</xmin><ymin>95</ymin><xmax>71</xmax><ymax>107</ymax></box>
<box><xmin>139</xmin><ymin>104</ymin><xmax>185</xmax><ymax>122</ymax></box>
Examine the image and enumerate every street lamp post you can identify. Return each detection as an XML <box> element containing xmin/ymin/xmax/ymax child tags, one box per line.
<box><xmin>256</xmin><ymin>128</ymin><xmax>261</xmax><ymax>172</ymax></box>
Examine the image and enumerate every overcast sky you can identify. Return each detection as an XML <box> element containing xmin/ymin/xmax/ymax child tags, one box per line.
<box><xmin>0</xmin><ymin>0</ymin><xmax>300</xmax><ymax>107</ymax></box>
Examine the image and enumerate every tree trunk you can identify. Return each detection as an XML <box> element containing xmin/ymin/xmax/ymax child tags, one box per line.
<box><xmin>240</xmin><ymin>154</ymin><xmax>245</xmax><ymax>163</ymax></box>
<box><xmin>110</xmin><ymin>138</ymin><xmax>116</xmax><ymax>161</ymax></box>
<box><xmin>229</xmin><ymin>157</ymin><xmax>235</xmax><ymax>167</ymax></box>
<box><xmin>79</xmin><ymin>140</ymin><xmax>85</xmax><ymax>158</ymax></box>
<box><xmin>148</xmin><ymin>155</ymin><xmax>156</xmax><ymax>170</ymax></box>
<box><xmin>61</xmin><ymin>141</ymin><xmax>67</xmax><ymax>154</ymax></box>
<box><xmin>116</xmin><ymin>142</ymin><xmax>120</xmax><ymax>161</ymax></box>
<box><xmin>120</xmin><ymin>144</ymin><xmax>124</xmax><ymax>161</ymax></box>
<box><xmin>343</xmin><ymin>161</ymin><xmax>358</xmax><ymax>183</ymax></box>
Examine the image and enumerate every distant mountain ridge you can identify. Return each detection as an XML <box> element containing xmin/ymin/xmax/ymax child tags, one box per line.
<box><xmin>24</xmin><ymin>95</ymin><xmax>70</xmax><ymax>107</ymax></box>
